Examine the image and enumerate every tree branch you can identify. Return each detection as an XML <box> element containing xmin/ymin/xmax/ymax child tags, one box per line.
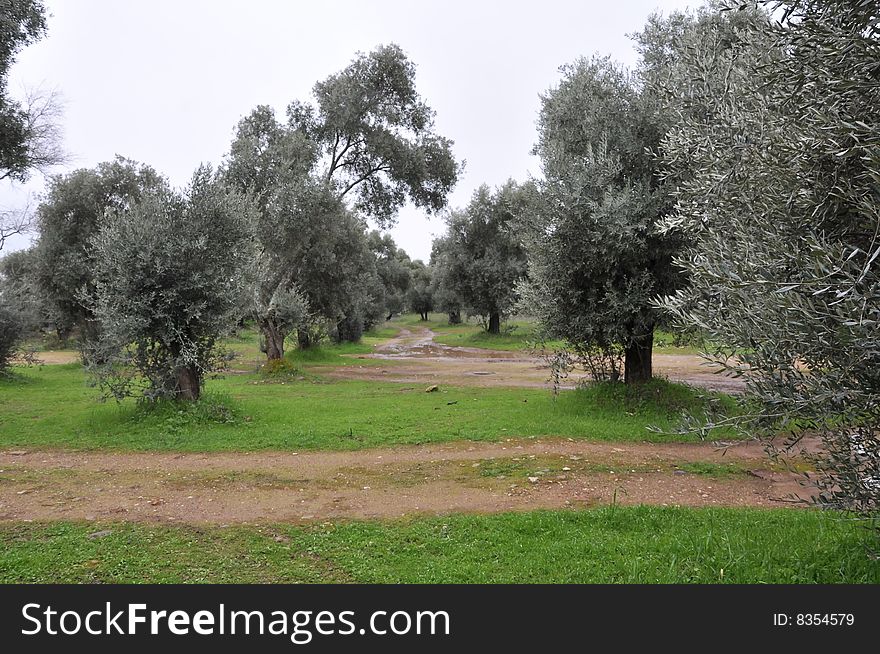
<box><xmin>0</xmin><ymin>200</ymin><xmax>35</xmax><ymax>252</ymax></box>
<box><xmin>338</xmin><ymin>163</ymin><xmax>389</xmax><ymax>198</ymax></box>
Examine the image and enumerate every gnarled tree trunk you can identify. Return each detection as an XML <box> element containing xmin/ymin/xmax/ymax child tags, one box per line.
<box><xmin>260</xmin><ymin>319</ymin><xmax>285</xmax><ymax>360</ymax></box>
<box><xmin>176</xmin><ymin>364</ymin><xmax>201</xmax><ymax>401</ymax></box>
<box><xmin>624</xmin><ymin>331</ymin><xmax>653</xmax><ymax>384</ymax></box>
<box><xmin>448</xmin><ymin>310</ymin><xmax>461</xmax><ymax>325</ymax></box>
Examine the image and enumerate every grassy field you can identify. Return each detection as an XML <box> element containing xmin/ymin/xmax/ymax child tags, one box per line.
<box><xmin>1</xmin><ymin>507</ymin><xmax>875</xmax><ymax>584</ymax></box>
<box><xmin>0</xmin><ymin>365</ymin><xmax>734</xmax><ymax>451</ymax></box>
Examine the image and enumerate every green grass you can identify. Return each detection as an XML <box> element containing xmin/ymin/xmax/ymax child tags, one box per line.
<box><xmin>224</xmin><ymin>325</ymin><xmax>399</xmax><ymax>371</ymax></box>
<box><xmin>0</xmin><ymin>366</ymin><xmax>734</xmax><ymax>451</ymax></box>
<box><xmin>287</xmin><ymin>341</ymin><xmax>378</xmax><ymax>366</ymax></box>
<box><xmin>1</xmin><ymin>507</ymin><xmax>876</xmax><ymax>583</ymax></box>
<box><xmin>393</xmin><ymin>313</ymin><xmax>474</xmax><ymax>331</ymax></box>
<box><xmin>434</xmin><ymin>326</ymin><xmax>564</xmax><ymax>351</ymax></box>
<box><xmin>474</xmin><ymin>457</ymin><xmax>751</xmax><ymax>480</ymax></box>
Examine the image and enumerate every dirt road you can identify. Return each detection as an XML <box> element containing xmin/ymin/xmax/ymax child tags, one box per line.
<box><xmin>0</xmin><ymin>438</ymin><xmax>810</xmax><ymax>524</ymax></box>
<box><xmin>317</xmin><ymin>327</ymin><xmax>745</xmax><ymax>393</ymax></box>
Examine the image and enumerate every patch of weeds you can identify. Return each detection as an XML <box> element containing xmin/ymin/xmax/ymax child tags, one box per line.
<box><xmin>0</xmin><ymin>369</ymin><xmax>35</xmax><ymax>385</ymax></box>
<box><xmin>475</xmin><ymin>456</ymin><xmax>603</xmax><ymax>481</ymax></box>
<box><xmin>260</xmin><ymin>358</ymin><xmax>301</xmax><ymax>377</ymax></box>
<box><xmin>478</xmin><ymin>459</ymin><xmax>530</xmax><ymax>479</ymax></box>
<box><xmin>673</xmin><ymin>462</ymin><xmax>750</xmax><ymax>478</ymax></box>
<box><xmin>163</xmin><ymin>470</ymin><xmax>308</xmax><ymax>491</ymax></box>
<box><xmin>129</xmin><ymin>392</ymin><xmax>240</xmax><ymax>436</ymax></box>
<box><xmin>578</xmin><ymin>379</ymin><xmax>739</xmax><ymax>422</ymax></box>
<box><xmin>769</xmin><ymin>459</ymin><xmax>815</xmax><ymax>474</ymax></box>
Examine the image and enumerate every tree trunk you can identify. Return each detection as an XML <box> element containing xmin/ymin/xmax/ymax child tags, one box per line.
<box><xmin>420</xmin><ymin>311</ymin><xmax>428</xmax><ymax>321</ymax></box>
<box><xmin>488</xmin><ymin>312</ymin><xmax>500</xmax><ymax>334</ymax></box>
<box><xmin>448</xmin><ymin>310</ymin><xmax>461</xmax><ymax>325</ymax></box>
<box><xmin>78</xmin><ymin>317</ymin><xmax>105</xmax><ymax>364</ymax></box>
<box><xmin>261</xmin><ymin>321</ymin><xmax>285</xmax><ymax>360</ymax></box>
<box><xmin>55</xmin><ymin>325</ymin><xmax>71</xmax><ymax>346</ymax></box>
<box><xmin>624</xmin><ymin>331</ymin><xmax>653</xmax><ymax>384</ymax></box>
<box><xmin>176</xmin><ymin>365</ymin><xmax>201</xmax><ymax>401</ymax></box>
<box><xmin>297</xmin><ymin>328</ymin><xmax>311</xmax><ymax>350</ymax></box>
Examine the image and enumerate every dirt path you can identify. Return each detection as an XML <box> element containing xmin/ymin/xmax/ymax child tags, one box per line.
<box><xmin>0</xmin><ymin>438</ymin><xmax>811</xmax><ymax>524</ymax></box>
<box><xmin>318</xmin><ymin>327</ymin><xmax>745</xmax><ymax>393</ymax></box>
<box><xmin>23</xmin><ymin>350</ymin><xmax>80</xmax><ymax>364</ymax></box>
<box><xmin>28</xmin><ymin>328</ymin><xmax>744</xmax><ymax>393</ymax></box>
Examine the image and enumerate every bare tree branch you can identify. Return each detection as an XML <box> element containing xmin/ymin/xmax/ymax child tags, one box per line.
<box><xmin>0</xmin><ymin>196</ymin><xmax>35</xmax><ymax>252</ymax></box>
<box><xmin>20</xmin><ymin>85</ymin><xmax>68</xmax><ymax>174</ymax></box>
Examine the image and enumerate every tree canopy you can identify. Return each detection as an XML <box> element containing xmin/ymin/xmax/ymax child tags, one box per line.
<box><xmin>225</xmin><ymin>45</ymin><xmax>460</xmax><ymax>359</ymax></box>
<box><xmin>0</xmin><ymin>0</ymin><xmax>64</xmax><ymax>252</ymax></box>
<box><xmin>33</xmin><ymin>157</ymin><xmax>166</xmax><ymax>343</ymax></box>
<box><xmin>520</xmin><ymin>55</ymin><xmax>680</xmax><ymax>382</ymax></box>
<box><xmin>86</xmin><ymin>167</ymin><xmax>255</xmax><ymax>401</ymax></box>
<box><xmin>433</xmin><ymin>182</ymin><xmax>529</xmax><ymax>333</ymax></box>
<box><xmin>288</xmin><ymin>44</ymin><xmax>459</xmax><ymax>226</ymax></box>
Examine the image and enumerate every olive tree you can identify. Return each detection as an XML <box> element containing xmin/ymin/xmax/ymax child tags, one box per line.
<box><xmin>0</xmin><ymin>246</ymin><xmax>43</xmax><ymax>326</ymax></box>
<box><xmin>433</xmin><ymin>182</ymin><xmax>529</xmax><ymax>333</ymax></box>
<box><xmin>429</xmin><ymin>235</ymin><xmax>463</xmax><ymax>324</ymax></box>
<box><xmin>656</xmin><ymin>1</ymin><xmax>880</xmax><ymax>519</ymax></box>
<box><xmin>33</xmin><ymin>157</ymin><xmax>165</xmax><ymax>344</ymax></box>
<box><xmin>0</xmin><ymin>248</ymin><xmax>40</xmax><ymax>372</ymax></box>
<box><xmin>406</xmin><ymin>260</ymin><xmax>433</xmax><ymax>321</ymax></box>
<box><xmin>520</xmin><ymin>57</ymin><xmax>681</xmax><ymax>383</ymax></box>
<box><xmin>368</xmin><ymin>230</ymin><xmax>413</xmax><ymax>320</ymax></box>
<box><xmin>288</xmin><ymin>44</ymin><xmax>459</xmax><ymax>226</ymax></box>
<box><xmin>226</xmin><ymin>45</ymin><xmax>459</xmax><ymax>359</ymax></box>
<box><xmin>0</xmin><ymin>305</ymin><xmax>23</xmax><ymax>373</ymax></box>
<box><xmin>0</xmin><ymin>2</ymin><xmax>64</xmax><ymax>376</ymax></box>
<box><xmin>86</xmin><ymin>167</ymin><xmax>255</xmax><ymax>401</ymax></box>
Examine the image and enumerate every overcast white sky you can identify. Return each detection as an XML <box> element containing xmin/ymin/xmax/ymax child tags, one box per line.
<box><xmin>1</xmin><ymin>0</ymin><xmax>702</xmax><ymax>260</ymax></box>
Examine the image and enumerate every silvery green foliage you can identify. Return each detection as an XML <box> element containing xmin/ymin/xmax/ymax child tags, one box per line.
<box><xmin>368</xmin><ymin>230</ymin><xmax>413</xmax><ymax>319</ymax></box>
<box><xmin>0</xmin><ymin>305</ymin><xmax>24</xmax><ymax>372</ymax></box>
<box><xmin>85</xmin><ymin>166</ymin><xmax>255</xmax><ymax>401</ymax></box>
<box><xmin>405</xmin><ymin>260</ymin><xmax>433</xmax><ymax>319</ymax></box>
<box><xmin>429</xmin><ymin>235</ymin><xmax>463</xmax><ymax>323</ymax></box>
<box><xmin>254</xmin><ymin>282</ymin><xmax>311</xmax><ymax>355</ymax></box>
<box><xmin>32</xmin><ymin>157</ymin><xmax>166</xmax><ymax>342</ymax></box>
<box><xmin>432</xmin><ymin>182</ymin><xmax>529</xmax><ymax>332</ymax></box>
<box><xmin>247</xmin><ymin>168</ymin><xmax>349</xmax><ymax>356</ymax></box>
<box><xmin>0</xmin><ymin>248</ymin><xmax>42</xmax><ymax>372</ymax></box>
<box><xmin>288</xmin><ymin>44</ymin><xmax>459</xmax><ymax>227</ymax></box>
<box><xmin>0</xmin><ymin>247</ymin><xmax>43</xmax><ymax>331</ymax></box>
<box><xmin>519</xmin><ymin>56</ymin><xmax>682</xmax><ymax>382</ymax></box>
<box><xmin>226</xmin><ymin>44</ymin><xmax>460</xmax><ymax>354</ymax></box>
<box><xmin>656</xmin><ymin>1</ymin><xmax>880</xmax><ymax>518</ymax></box>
